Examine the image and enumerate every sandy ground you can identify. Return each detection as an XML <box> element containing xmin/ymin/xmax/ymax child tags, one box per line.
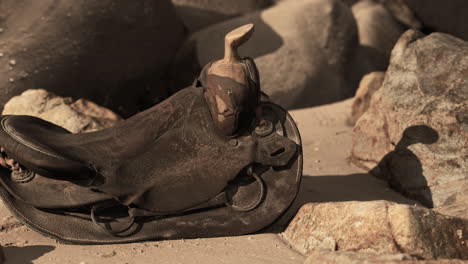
<box><xmin>0</xmin><ymin>98</ymin><xmax>417</xmax><ymax>264</ymax></box>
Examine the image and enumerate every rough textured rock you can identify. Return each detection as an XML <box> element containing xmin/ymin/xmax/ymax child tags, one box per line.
<box><xmin>348</xmin><ymin>71</ymin><xmax>385</xmax><ymax>125</ymax></box>
<box><xmin>304</xmin><ymin>251</ymin><xmax>467</xmax><ymax>264</ymax></box>
<box><xmin>3</xmin><ymin>89</ymin><xmax>122</xmax><ymax>133</ymax></box>
<box><xmin>393</xmin><ymin>261</ymin><xmax>468</xmax><ymax>264</ymax></box>
<box><xmin>172</xmin><ymin>0</ymin><xmax>358</xmax><ymax>109</ymax></box>
<box><xmin>351</xmin><ymin>30</ymin><xmax>468</xmax><ymax>217</ymax></box>
<box><xmin>0</xmin><ymin>0</ymin><xmax>185</xmax><ymax>115</ymax></box>
<box><xmin>282</xmin><ymin>201</ymin><xmax>468</xmax><ymax>259</ymax></box>
<box><xmin>304</xmin><ymin>251</ymin><xmax>414</xmax><ymax>264</ymax></box>
<box><xmin>171</xmin><ymin>0</ymin><xmax>272</xmax><ymax>33</ymax></box>
<box><xmin>404</xmin><ymin>0</ymin><xmax>468</xmax><ymax>41</ymax></box>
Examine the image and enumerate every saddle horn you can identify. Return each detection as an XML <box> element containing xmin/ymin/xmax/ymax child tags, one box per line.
<box><xmin>202</xmin><ymin>23</ymin><xmax>260</xmax><ymax>137</ymax></box>
<box><xmin>223</xmin><ymin>23</ymin><xmax>255</xmax><ymax>63</ymax></box>
<box><xmin>208</xmin><ymin>23</ymin><xmax>255</xmax><ymax>82</ymax></box>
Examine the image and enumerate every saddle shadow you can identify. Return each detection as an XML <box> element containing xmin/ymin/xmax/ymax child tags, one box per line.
<box><xmin>267</xmin><ymin>172</ymin><xmax>420</xmax><ymax>232</ymax></box>
<box><xmin>3</xmin><ymin>245</ymin><xmax>55</xmax><ymax>264</ymax></box>
<box><xmin>267</xmin><ymin>125</ymin><xmax>439</xmax><ymax>233</ymax></box>
<box><xmin>370</xmin><ymin>125</ymin><xmax>439</xmax><ymax>208</ymax></box>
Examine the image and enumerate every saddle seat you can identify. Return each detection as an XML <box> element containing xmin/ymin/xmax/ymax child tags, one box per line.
<box><xmin>0</xmin><ymin>85</ymin><xmax>210</xmax><ymax>182</ymax></box>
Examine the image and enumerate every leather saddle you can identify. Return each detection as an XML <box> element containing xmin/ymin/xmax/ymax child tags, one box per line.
<box><xmin>0</xmin><ymin>24</ymin><xmax>302</xmax><ymax>244</ymax></box>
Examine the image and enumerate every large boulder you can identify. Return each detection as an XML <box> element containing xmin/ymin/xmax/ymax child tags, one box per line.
<box><xmin>3</xmin><ymin>89</ymin><xmax>121</xmax><ymax>133</ymax></box>
<box><xmin>171</xmin><ymin>0</ymin><xmax>272</xmax><ymax>33</ymax></box>
<box><xmin>282</xmin><ymin>201</ymin><xmax>468</xmax><ymax>260</ymax></box>
<box><xmin>304</xmin><ymin>251</ymin><xmax>466</xmax><ymax>264</ymax></box>
<box><xmin>172</xmin><ymin>0</ymin><xmax>358</xmax><ymax>109</ymax></box>
<box><xmin>304</xmin><ymin>251</ymin><xmax>413</xmax><ymax>264</ymax></box>
<box><xmin>350</xmin><ymin>30</ymin><xmax>468</xmax><ymax>217</ymax></box>
<box><xmin>403</xmin><ymin>0</ymin><xmax>468</xmax><ymax>41</ymax></box>
<box><xmin>0</xmin><ymin>0</ymin><xmax>185</xmax><ymax>116</ymax></box>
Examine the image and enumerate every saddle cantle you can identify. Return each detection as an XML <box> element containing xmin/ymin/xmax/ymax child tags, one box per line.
<box><xmin>0</xmin><ymin>24</ymin><xmax>303</xmax><ymax>244</ymax></box>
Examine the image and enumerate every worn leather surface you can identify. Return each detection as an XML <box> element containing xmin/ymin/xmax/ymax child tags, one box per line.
<box><xmin>0</xmin><ymin>87</ymin><xmax>302</xmax><ymax>244</ymax></box>
<box><xmin>202</xmin><ymin>57</ymin><xmax>260</xmax><ymax>137</ymax></box>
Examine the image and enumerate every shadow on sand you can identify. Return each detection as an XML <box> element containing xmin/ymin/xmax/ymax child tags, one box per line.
<box><xmin>267</xmin><ymin>172</ymin><xmax>419</xmax><ymax>232</ymax></box>
<box><xmin>269</xmin><ymin>125</ymin><xmax>439</xmax><ymax>232</ymax></box>
<box><xmin>3</xmin><ymin>245</ymin><xmax>55</xmax><ymax>264</ymax></box>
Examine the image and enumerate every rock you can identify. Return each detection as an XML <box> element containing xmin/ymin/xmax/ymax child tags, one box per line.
<box><xmin>379</xmin><ymin>0</ymin><xmax>422</xmax><ymax>30</ymax></box>
<box><xmin>403</xmin><ymin>0</ymin><xmax>468</xmax><ymax>41</ymax></box>
<box><xmin>282</xmin><ymin>201</ymin><xmax>468</xmax><ymax>259</ymax></box>
<box><xmin>172</xmin><ymin>0</ymin><xmax>358</xmax><ymax>109</ymax></box>
<box><xmin>398</xmin><ymin>261</ymin><xmax>468</xmax><ymax>264</ymax></box>
<box><xmin>304</xmin><ymin>251</ymin><xmax>414</xmax><ymax>264</ymax></box>
<box><xmin>3</xmin><ymin>89</ymin><xmax>122</xmax><ymax>133</ymax></box>
<box><xmin>172</xmin><ymin>0</ymin><xmax>272</xmax><ymax>33</ymax></box>
<box><xmin>352</xmin><ymin>0</ymin><xmax>405</xmax><ymax>59</ymax></box>
<box><xmin>350</xmin><ymin>30</ymin><xmax>468</xmax><ymax>217</ymax></box>
<box><xmin>0</xmin><ymin>0</ymin><xmax>185</xmax><ymax>115</ymax></box>
<box><xmin>304</xmin><ymin>251</ymin><xmax>467</xmax><ymax>264</ymax></box>
<box><xmin>348</xmin><ymin>71</ymin><xmax>385</xmax><ymax>125</ymax></box>
<box><xmin>339</xmin><ymin>0</ymin><xmax>422</xmax><ymax>30</ymax></box>
<box><xmin>345</xmin><ymin>1</ymin><xmax>405</xmax><ymax>91</ymax></box>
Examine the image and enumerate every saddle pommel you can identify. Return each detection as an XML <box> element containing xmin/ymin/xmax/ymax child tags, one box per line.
<box><xmin>202</xmin><ymin>23</ymin><xmax>261</xmax><ymax>137</ymax></box>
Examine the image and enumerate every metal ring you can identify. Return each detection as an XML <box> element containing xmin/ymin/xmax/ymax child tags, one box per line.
<box><xmin>225</xmin><ymin>169</ymin><xmax>265</xmax><ymax>212</ymax></box>
<box><xmin>90</xmin><ymin>206</ymin><xmax>135</xmax><ymax>236</ymax></box>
